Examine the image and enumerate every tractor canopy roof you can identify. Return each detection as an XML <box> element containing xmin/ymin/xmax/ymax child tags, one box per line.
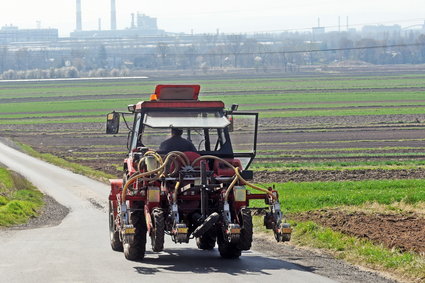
<box><xmin>134</xmin><ymin>84</ymin><xmax>225</xmax><ymax>112</ymax></box>
<box><xmin>133</xmin><ymin>85</ymin><xmax>229</xmax><ymax>129</ymax></box>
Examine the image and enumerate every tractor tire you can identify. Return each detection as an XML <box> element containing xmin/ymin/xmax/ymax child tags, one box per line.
<box><xmin>217</xmin><ymin>230</ymin><xmax>242</xmax><ymax>259</ymax></box>
<box><xmin>123</xmin><ymin>210</ymin><xmax>147</xmax><ymax>261</ymax></box>
<box><xmin>151</xmin><ymin>208</ymin><xmax>165</xmax><ymax>252</ymax></box>
<box><xmin>218</xmin><ymin>241</ymin><xmax>242</xmax><ymax>259</ymax></box>
<box><xmin>192</xmin><ymin>212</ymin><xmax>220</xmax><ymax>238</ymax></box>
<box><xmin>109</xmin><ymin>201</ymin><xmax>123</xmax><ymax>252</ymax></box>
<box><xmin>196</xmin><ymin>231</ymin><xmax>216</xmax><ymax>250</ymax></box>
<box><xmin>238</xmin><ymin>209</ymin><xmax>253</xmax><ymax>251</ymax></box>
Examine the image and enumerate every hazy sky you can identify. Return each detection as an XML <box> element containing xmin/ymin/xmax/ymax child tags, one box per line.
<box><xmin>1</xmin><ymin>0</ymin><xmax>424</xmax><ymax>36</ymax></box>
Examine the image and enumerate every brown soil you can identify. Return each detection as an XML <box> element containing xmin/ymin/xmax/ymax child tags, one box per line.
<box><xmin>293</xmin><ymin>209</ymin><xmax>425</xmax><ymax>254</ymax></box>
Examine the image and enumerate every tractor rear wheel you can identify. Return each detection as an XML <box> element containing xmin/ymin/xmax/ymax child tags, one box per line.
<box><xmin>109</xmin><ymin>201</ymin><xmax>123</xmax><ymax>252</ymax></box>
<box><xmin>123</xmin><ymin>209</ymin><xmax>147</xmax><ymax>261</ymax></box>
<box><xmin>151</xmin><ymin>208</ymin><xmax>165</xmax><ymax>252</ymax></box>
<box><xmin>217</xmin><ymin>230</ymin><xmax>242</xmax><ymax>259</ymax></box>
<box><xmin>196</xmin><ymin>231</ymin><xmax>216</xmax><ymax>250</ymax></box>
<box><xmin>238</xmin><ymin>209</ymin><xmax>253</xmax><ymax>251</ymax></box>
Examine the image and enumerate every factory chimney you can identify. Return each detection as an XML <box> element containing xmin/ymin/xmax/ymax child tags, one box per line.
<box><xmin>76</xmin><ymin>0</ymin><xmax>82</xmax><ymax>31</ymax></box>
<box><xmin>111</xmin><ymin>0</ymin><xmax>117</xmax><ymax>30</ymax></box>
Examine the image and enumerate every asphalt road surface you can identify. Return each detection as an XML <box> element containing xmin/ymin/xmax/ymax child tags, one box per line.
<box><xmin>0</xmin><ymin>142</ymin><xmax>338</xmax><ymax>283</ymax></box>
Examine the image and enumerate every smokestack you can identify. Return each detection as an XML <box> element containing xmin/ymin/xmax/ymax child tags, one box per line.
<box><xmin>111</xmin><ymin>0</ymin><xmax>117</xmax><ymax>30</ymax></box>
<box><xmin>76</xmin><ymin>0</ymin><xmax>82</xmax><ymax>31</ymax></box>
<box><xmin>338</xmin><ymin>16</ymin><xmax>341</xmax><ymax>32</ymax></box>
<box><xmin>131</xmin><ymin>13</ymin><xmax>135</xmax><ymax>29</ymax></box>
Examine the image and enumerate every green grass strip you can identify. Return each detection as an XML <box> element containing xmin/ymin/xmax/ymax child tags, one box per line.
<box><xmin>292</xmin><ymin>221</ymin><xmax>424</xmax><ymax>281</ymax></box>
<box><xmin>17</xmin><ymin>143</ymin><xmax>116</xmax><ymax>182</ymax></box>
<box><xmin>0</xmin><ymin>168</ymin><xmax>44</xmax><ymax>226</ymax></box>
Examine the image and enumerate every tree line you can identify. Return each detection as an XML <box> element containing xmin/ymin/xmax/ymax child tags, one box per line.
<box><xmin>1</xmin><ymin>29</ymin><xmax>425</xmax><ymax>79</ymax></box>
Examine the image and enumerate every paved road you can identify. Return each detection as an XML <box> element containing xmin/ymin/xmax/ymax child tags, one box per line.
<box><xmin>0</xmin><ymin>142</ymin><xmax>337</xmax><ymax>283</ymax></box>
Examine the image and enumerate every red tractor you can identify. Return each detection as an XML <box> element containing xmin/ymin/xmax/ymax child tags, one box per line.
<box><xmin>106</xmin><ymin>84</ymin><xmax>291</xmax><ymax>260</ymax></box>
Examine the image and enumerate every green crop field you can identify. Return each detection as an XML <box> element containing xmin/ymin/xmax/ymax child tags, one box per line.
<box><xmin>274</xmin><ymin>179</ymin><xmax>425</xmax><ymax>213</ymax></box>
<box><xmin>1</xmin><ymin>75</ymin><xmax>425</xmax><ymax>124</ymax></box>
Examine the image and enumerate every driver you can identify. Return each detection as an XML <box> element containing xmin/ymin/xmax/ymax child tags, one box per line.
<box><xmin>159</xmin><ymin>128</ymin><xmax>197</xmax><ymax>153</ymax></box>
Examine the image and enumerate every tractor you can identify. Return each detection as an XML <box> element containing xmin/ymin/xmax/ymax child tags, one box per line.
<box><xmin>106</xmin><ymin>84</ymin><xmax>291</xmax><ymax>260</ymax></box>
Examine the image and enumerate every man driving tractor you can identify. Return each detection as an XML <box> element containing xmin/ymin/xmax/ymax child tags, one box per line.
<box><xmin>159</xmin><ymin>128</ymin><xmax>196</xmax><ymax>153</ymax></box>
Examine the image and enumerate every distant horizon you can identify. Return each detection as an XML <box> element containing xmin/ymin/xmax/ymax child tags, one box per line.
<box><xmin>1</xmin><ymin>0</ymin><xmax>425</xmax><ymax>37</ymax></box>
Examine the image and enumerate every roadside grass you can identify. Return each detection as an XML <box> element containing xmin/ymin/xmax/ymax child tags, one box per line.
<box><xmin>0</xmin><ymin>167</ymin><xmax>44</xmax><ymax>226</ymax></box>
<box><xmin>251</xmin><ymin>179</ymin><xmax>425</xmax><ymax>281</ymax></box>
<box><xmin>17</xmin><ymin>143</ymin><xmax>116</xmax><ymax>182</ymax></box>
<box><xmin>292</xmin><ymin>221</ymin><xmax>424</xmax><ymax>281</ymax></box>
<box><xmin>253</xmin><ymin>216</ymin><xmax>425</xmax><ymax>282</ymax></box>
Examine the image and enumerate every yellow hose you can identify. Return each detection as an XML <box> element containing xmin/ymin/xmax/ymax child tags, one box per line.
<box><xmin>137</xmin><ymin>151</ymin><xmax>164</xmax><ymax>172</ymax></box>
<box><xmin>121</xmin><ymin>152</ymin><xmax>186</xmax><ymax>203</ymax></box>
<box><xmin>191</xmin><ymin>155</ymin><xmax>277</xmax><ymax>201</ymax></box>
<box><xmin>122</xmin><ymin>152</ymin><xmax>276</xmax><ymax>204</ymax></box>
<box><xmin>172</xmin><ymin>181</ymin><xmax>181</xmax><ymax>204</ymax></box>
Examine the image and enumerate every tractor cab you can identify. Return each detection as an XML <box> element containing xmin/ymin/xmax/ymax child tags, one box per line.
<box><xmin>107</xmin><ymin>84</ymin><xmax>258</xmax><ymax>170</ymax></box>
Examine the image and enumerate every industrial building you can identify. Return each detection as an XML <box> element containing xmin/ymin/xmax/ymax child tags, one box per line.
<box><xmin>70</xmin><ymin>0</ymin><xmax>165</xmax><ymax>39</ymax></box>
<box><xmin>0</xmin><ymin>25</ymin><xmax>58</xmax><ymax>44</ymax></box>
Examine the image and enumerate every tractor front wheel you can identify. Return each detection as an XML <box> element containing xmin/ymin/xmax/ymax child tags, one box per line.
<box><xmin>218</xmin><ymin>241</ymin><xmax>242</xmax><ymax>259</ymax></box>
<box><xmin>151</xmin><ymin>208</ymin><xmax>165</xmax><ymax>252</ymax></box>
<box><xmin>196</xmin><ymin>231</ymin><xmax>216</xmax><ymax>250</ymax></box>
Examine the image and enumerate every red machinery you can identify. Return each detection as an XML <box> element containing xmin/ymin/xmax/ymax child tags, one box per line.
<box><xmin>106</xmin><ymin>84</ymin><xmax>291</xmax><ymax>260</ymax></box>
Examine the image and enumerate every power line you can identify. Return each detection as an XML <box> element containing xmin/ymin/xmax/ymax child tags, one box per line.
<box><xmin>2</xmin><ymin>42</ymin><xmax>425</xmax><ymax>60</ymax></box>
<box><xmin>245</xmin><ymin>17</ymin><xmax>425</xmax><ymax>34</ymax></box>
<box><xmin>83</xmin><ymin>42</ymin><xmax>425</xmax><ymax>57</ymax></box>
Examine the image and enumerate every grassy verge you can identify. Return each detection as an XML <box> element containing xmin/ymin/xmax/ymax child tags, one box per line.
<box><xmin>253</xmin><ymin>216</ymin><xmax>424</xmax><ymax>281</ymax></box>
<box><xmin>17</xmin><ymin>143</ymin><xmax>116</xmax><ymax>182</ymax></box>
<box><xmin>0</xmin><ymin>167</ymin><xmax>44</xmax><ymax>226</ymax></box>
<box><xmin>250</xmin><ymin>179</ymin><xmax>425</xmax><ymax>281</ymax></box>
<box><xmin>293</xmin><ymin>221</ymin><xmax>423</xmax><ymax>281</ymax></box>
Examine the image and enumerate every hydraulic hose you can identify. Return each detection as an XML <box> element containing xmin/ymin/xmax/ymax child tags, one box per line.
<box><xmin>121</xmin><ymin>152</ymin><xmax>277</xmax><ymax>204</ymax></box>
<box><xmin>121</xmin><ymin>151</ymin><xmax>187</xmax><ymax>204</ymax></box>
<box><xmin>191</xmin><ymin>155</ymin><xmax>277</xmax><ymax>202</ymax></box>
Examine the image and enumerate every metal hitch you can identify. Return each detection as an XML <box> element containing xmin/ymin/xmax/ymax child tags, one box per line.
<box><xmin>226</xmin><ymin>223</ymin><xmax>241</xmax><ymax>243</ymax></box>
<box><xmin>121</xmin><ymin>224</ymin><xmax>135</xmax><ymax>243</ymax></box>
<box><xmin>274</xmin><ymin>223</ymin><xmax>292</xmax><ymax>242</ymax></box>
